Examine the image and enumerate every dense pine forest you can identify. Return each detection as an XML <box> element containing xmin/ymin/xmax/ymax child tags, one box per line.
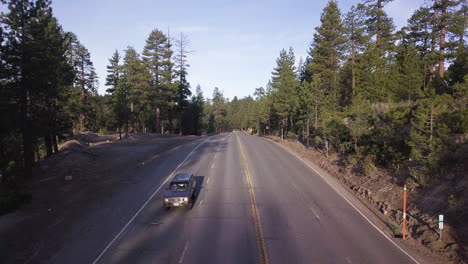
<box><xmin>0</xmin><ymin>0</ymin><xmax>467</xmax><ymax>211</ymax></box>
<box><xmin>228</xmin><ymin>0</ymin><xmax>468</xmax><ymax>185</ymax></box>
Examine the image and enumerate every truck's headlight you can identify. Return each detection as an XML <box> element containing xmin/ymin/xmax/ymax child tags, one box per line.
<box><xmin>183</xmin><ymin>197</ymin><xmax>188</xmax><ymax>202</ymax></box>
<box><xmin>164</xmin><ymin>198</ymin><xmax>169</xmax><ymax>202</ymax></box>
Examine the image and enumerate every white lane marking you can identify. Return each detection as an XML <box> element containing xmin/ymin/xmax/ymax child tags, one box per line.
<box><xmin>200</xmin><ymin>199</ymin><xmax>204</xmax><ymax>205</ymax></box>
<box><xmin>309</xmin><ymin>207</ymin><xmax>320</xmax><ymax>219</ymax></box>
<box><xmin>211</xmin><ymin>163</ymin><xmax>214</xmax><ymax>169</ymax></box>
<box><xmin>92</xmin><ymin>138</ymin><xmax>209</xmax><ymax>264</ymax></box>
<box><xmin>179</xmin><ymin>242</ymin><xmax>189</xmax><ymax>264</ymax></box>
<box><xmin>346</xmin><ymin>257</ymin><xmax>352</xmax><ymax>264</ymax></box>
<box><xmin>207</xmin><ymin>177</ymin><xmax>210</xmax><ymax>184</ymax></box>
<box><xmin>270</xmin><ymin>140</ymin><xmax>421</xmax><ymax>264</ymax></box>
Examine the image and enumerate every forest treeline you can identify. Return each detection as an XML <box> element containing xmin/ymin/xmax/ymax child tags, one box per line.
<box><xmin>221</xmin><ymin>0</ymin><xmax>467</xmax><ymax>186</ymax></box>
<box><xmin>0</xmin><ymin>0</ymin><xmax>208</xmax><ymax>209</ymax></box>
<box><xmin>0</xmin><ymin>0</ymin><xmax>467</xmax><ymax>211</ymax></box>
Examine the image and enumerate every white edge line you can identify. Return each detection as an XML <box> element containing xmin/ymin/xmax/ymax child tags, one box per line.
<box><xmin>309</xmin><ymin>207</ymin><xmax>320</xmax><ymax>219</ymax></box>
<box><xmin>178</xmin><ymin>242</ymin><xmax>189</xmax><ymax>264</ymax></box>
<box><xmin>269</xmin><ymin>139</ymin><xmax>420</xmax><ymax>264</ymax></box>
<box><xmin>91</xmin><ymin>138</ymin><xmax>208</xmax><ymax>264</ymax></box>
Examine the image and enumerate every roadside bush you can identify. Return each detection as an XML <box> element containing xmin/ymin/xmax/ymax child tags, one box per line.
<box><xmin>287</xmin><ymin>131</ymin><xmax>298</xmax><ymax>141</ymax></box>
<box><xmin>361</xmin><ymin>154</ymin><xmax>377</xmax><ymax>176</ymax></box>
<box><xmin>362</xmin><ymin>106</ymin><xmax>411</xmax><ymax>170</ymax></box>
<box><xmin>322</xmin><ymin>116</ymin><xmax>352</xmax><ymax>154</ymax></box>
<box><xmin>0</xmin><ymin>188</ymin><xmax>31</xmax><ymax>215</ymax></box>
<box><xmin>408</xmin><ymin>166</ymin><xmax>429</xmax><ymax>186</ymax></box>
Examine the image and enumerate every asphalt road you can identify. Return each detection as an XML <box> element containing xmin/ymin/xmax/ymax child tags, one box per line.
<box><xmin>50</xmin><ymin>132</ymin><xmax>426</xmax><ymax>264</ymax></box>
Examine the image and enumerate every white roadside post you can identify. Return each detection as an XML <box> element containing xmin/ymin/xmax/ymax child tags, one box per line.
<box><xmin>439</xmin><ymin>215</ymin><xmax>444</xmax><ymax>240</ymax></box>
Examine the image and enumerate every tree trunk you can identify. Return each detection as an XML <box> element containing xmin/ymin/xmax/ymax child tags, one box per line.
<box><xmin>423</xmin><ymin>23</ymin><xmax>429</xmax><ymax>90</ymax></box>
<box><xmin>438</xmin><ymin>2</ymin><xmax>446</xmax><ymax>78</ymax></box>
<box><xmin>314</xmin><ymin>105</ymin><xmax>318</xmax><ymax>129</ymax></box>
<box><xmin>21</xmin><ymin>87</ymin><xmax>33</xmax><ymax>178</ymax></box>
<box><xmin>125</xmin><ymin>119</ymin><xmax>129</xmax><ymax>139</ymax></box>
<box><xmin>351</xmin><ymin>43</ymin><xmax>356</xmax><ymax>92</ymax></box>
<box><xmin>376</xmin><ymin>0</ymin><xmax>383</xmax><ymax>55</ymax></box>
<box><xmin>156</xmin><ymin>107</ymin><xmax>160</xmax><ymax>133</ymax></box>
<box><xmin>429</xmin><ymin>105</ymin><xmax>434</xmax><ymax>149</ymax></box>
<box><xmin>52</xmin><ymin>134</ymin><xmax>59</xmax><ymax>153</ymax></box>
<box><xmin>430</xmin><ymin>0</ymin><xmax>439</xmax><ymax>80</ymax></box>
<box><xmin>18</xmin><ymin>0</ymin><xmax>33</xmax><ymax>178</ymax></box>
<box><xmin>80</xmin><ymin>60</ymin><xmax>86</xmax><ymax>132</ymax></box>
<box><xmin>35</xmin><ymin>143</ymin><xmax>40</xmax><ymax>162</ymax></box>
<box><xmin>281</xmin><ymin>122</ymin><xmax>284</xmax><ymax>140</ymax></box>
<box><xmin>44</xmin><ymin>133</ymin><xmax>52</xmax><ymax>157</ymax></box>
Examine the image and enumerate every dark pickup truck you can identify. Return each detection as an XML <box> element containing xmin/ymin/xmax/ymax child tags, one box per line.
<box><xmin>163</xmin><ymin>173</ymin><xmax>196</xmax><ymax>209</ymax></box>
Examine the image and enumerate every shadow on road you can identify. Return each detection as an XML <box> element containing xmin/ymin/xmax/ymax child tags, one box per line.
<box><xmin>190</xmin><ymin>175</ymin><xmax>205</xmax><ymax>209</ymax></box>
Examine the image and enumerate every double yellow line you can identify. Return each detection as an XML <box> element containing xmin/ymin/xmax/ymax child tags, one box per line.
<box><xmin>236</xmin><ymin>132</ymin><xmax>269</xmax><ymax>264</ymax></box>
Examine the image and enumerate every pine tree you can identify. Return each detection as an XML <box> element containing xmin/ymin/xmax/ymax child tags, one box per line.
<box><xmin>0</xmin><ymin>0</ymin><xmax>74</xmax><ymax>175</ymax></box>
<box><xmin>394</xmin><ymin>41</ymin><xmax>425</xmax><ymax>101</ymax></box>
<box><xmin>36</xmin><ymin>7</ymin><xmax>74</xmax><ymax>156</ymax></box>
<box><xmin>113</xmin><ymin>73</ymin><xmax>130</xmax><ymax>139</ymax></box>
<box><xmin>142</xmin><ymin>28</ymin><xmax>176</xmax><ymax>133</ymax></box>
<box><xmin>406</xmin><ymin>6</ymin><xmax>436</xmax><ymax>89</ymax></box>
<box><xmin>353</xmin><ymin>1</ymin><xmax>395</xmax><ymax>103</ymax></box>
<box><xmin>344</xmin><ymin>4</ymin><xmax>368</xmax><ymax>93</ymax></box>
<box><xmin>105</xmin><ymin>50</ymin><xmax>120</xmax><ymax>94</ymax></box>
<box><xmin>307</xmin><ymin>0</ymin><xmax>347</xmax><ymax>112</ymax></box>
<box><xmin>346</xmin><ymin>95</ymin><xmax>372</xmax><ymax>152</ymax></box>
<box><xmin>253</xmin><ymin>87</ymin><xmax>270</xmax><ymax>134</ymax></box>
<box><xmin>161</xmin><ymin>30</ymin><xmax>177</xmax><ymax>132</ymax></box>
<box><xmin>185</xmin><ymin>84</ymin><xmax>204</xmax><ymax>134</ymax></box>
<box><xmin>363</xmin><ymin>0</ymin><xmax>395</xmax><ymax>56</ymax></box>
<box><xmin>430</xmin><ymin>0</ymin><xmax>461</xmax><ymax>79</ymax></box>
<box><xmin>212</xmin><ymin>87</ymin><xmax>227</xmax><ymax>133</ymax></box>
<box><xmin>1</xmin><ymin>0</ymin><xmax>37</xmax><ymax>177</ymax></box>
<box><xmin>174</xmin><ymin>33</ymin><xmax>192</xmax><ymax>134</ymax></box>
<box><xmin>407</xmin><ymin>93</ymin><xmax>452</xmax><ymax>183</ymax></box>
<box><xmin>66</xmin><ymin>33</ymin><xmax>98</xmax><ymax>132</ymax></box>
<box><xmin>123</xmin><ymin>46</ymin><xmax>151</xmax><ymax>132</ymax></box>
<box><xmin>270</xmin><ymin>48</ymin><xmax>299</xmax><ymax>139</ymax></box>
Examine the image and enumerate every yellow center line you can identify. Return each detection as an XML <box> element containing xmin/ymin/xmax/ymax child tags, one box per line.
<box><xmin>236</xmin><ymin>132</ymin><xmax>269</xmax><ymax>264</ymax></box>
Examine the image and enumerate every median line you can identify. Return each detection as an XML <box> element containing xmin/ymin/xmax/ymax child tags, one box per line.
<box><xmin>235</xmin><ymin>132</ymin><xmax>269</xmax><ymax>264</ymax></box>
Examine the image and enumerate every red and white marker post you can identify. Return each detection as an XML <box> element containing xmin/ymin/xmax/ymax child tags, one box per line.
<box><xmin>439</xmin><ymin>215</ymin><xmax>444</xmax><ymax>240</ymax></box>
<box><xmin>403</xmin><ymin>184</ymin><xmax>407</xmax><ymax>240</ymax></box>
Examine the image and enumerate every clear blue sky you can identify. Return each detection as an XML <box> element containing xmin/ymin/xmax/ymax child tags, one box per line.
<box><xmin>49</xmin><ymin>0</ymin><xmax>425</xmax><ymax>100</ymax></box>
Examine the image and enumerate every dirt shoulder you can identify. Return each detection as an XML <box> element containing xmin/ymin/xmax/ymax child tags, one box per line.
<box><xmin>0</xmin><ymin>132</ymin><xmax>200</xmax><ymax>263</ymax></box>
<box><xmin>264</xmin><ymin>135</ymin><xmax>467</xmax><ymax>264</ymax></box>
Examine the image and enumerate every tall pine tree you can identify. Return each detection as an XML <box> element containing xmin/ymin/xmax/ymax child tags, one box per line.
<box><xmin>307</xmin><ymin>0</ymin><xmax>347</xmax><ymax>111</ymax></box>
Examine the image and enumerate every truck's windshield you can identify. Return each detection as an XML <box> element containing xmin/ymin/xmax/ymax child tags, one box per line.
<box><xmin>168</xmin><ymin>182</ymin><xmax>189</xmax><ymax>192</ymax></box>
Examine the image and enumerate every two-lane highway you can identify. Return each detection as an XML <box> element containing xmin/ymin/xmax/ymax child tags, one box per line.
<box><xmin>53</xmin><ymin>132</ymin><xmax>424</xmax><ymax>264</ymax></box>
<box><xmin>93</xmin><ymin>133</ymin><xmax>257</xmax><ymax>264</ymax></box>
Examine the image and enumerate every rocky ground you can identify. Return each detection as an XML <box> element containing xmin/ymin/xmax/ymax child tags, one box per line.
<box><xmin>265</xmin><ymin>135</ymin><xmax>467</xmax><ymax>264</ymax></box>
